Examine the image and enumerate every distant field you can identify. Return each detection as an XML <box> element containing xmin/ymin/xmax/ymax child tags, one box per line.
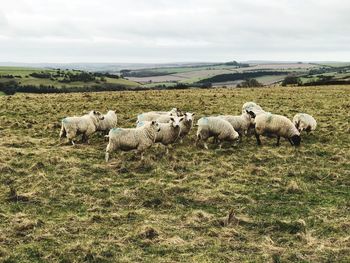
<box><xmin>0</xmin><ymin>66</ymin><xmax>140</xmax><ymax>89</ymax></box>
<box><xmin>0</xmin><ymin>85</ymin><xmax>349</xmax><ymax>262</ymax></box>
<box><xmin>126</xmin><ymin>63</ymin><xmax>317</xmax><ymax>85</ymax></box>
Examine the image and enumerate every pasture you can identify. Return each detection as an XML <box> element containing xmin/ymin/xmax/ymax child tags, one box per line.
<box><xmin>0</xmin><ymin>85</ymin><xmax>349</xmax><ymax>262</ymax></box>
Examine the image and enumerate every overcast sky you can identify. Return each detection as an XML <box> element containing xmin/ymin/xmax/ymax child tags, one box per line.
<box><xmin>0</xmin><ymin>0</ymin><xmax>349</xmax><ymax>63</ymax></box>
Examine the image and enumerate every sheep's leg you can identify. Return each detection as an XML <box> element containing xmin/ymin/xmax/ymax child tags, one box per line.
<box><xmin>105</xmin><ymin>143</ymin><xmax>112</xmax><ymax>162</ymax></box>
<box><xmin>59</xmin><ymin>125</ymin><xmax>66</xmax><ymax>142</ymax></box>
<box><xmin>82</xmin><ymin>133</ymin><xmax>90</xmax><ymax>144</ymax></box>
<box><xmin>288</xmin><ymin>138</ymin><xmax>293</xmax><ymax>146</ymax></box>
<box><xmin>140</xmin><ymin>152</ymin><xmax>144</xmax><ymax>160</ymax></box>
<box><xmin>276</xmin><ymin>136</ymin><xmax>280</xmax><ymax>146</ymax></box>
<box><xmin>165</xmin><ymin>146</ymin><xmax>169</xmax><ymax>155</ymax></box>
<box><xmin>195</xmin><ymin>135</ymin><xmax>200</xmax><ymax>146</ymax></box>
<box><xmin>255</xmin><ymin>132</ymin><xmax>261</xmax><ymax>145</ymax></box>
<box><xmin>238</xmin><ymin>132</ymin><xmax>243</xmax><ymax>142</ymax></box>
<box><xmin>202</xmin><ymin>138</ymin><xmax>209</xmax><ymax>149</ymax></box>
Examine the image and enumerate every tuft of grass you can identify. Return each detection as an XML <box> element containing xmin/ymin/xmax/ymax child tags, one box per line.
<box><xmin>0</xmin><ymin>85</ymin><xmax>349</xmax><ymax>262</ymax></box>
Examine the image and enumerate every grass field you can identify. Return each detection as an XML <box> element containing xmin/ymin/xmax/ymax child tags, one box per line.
<box><xmin>0</xmin><ymin>86</ymin><xmax>349</xmax><ymax>262</ymax></box>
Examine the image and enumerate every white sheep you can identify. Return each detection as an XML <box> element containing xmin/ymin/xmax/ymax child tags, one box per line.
<box><xmin>137</xmin><ymin>108</ymin><xmax>181</xmax><ymax>122</ymax></box>
<box><xmin>242</xmin><ymin>102</ymin><xmax>265</xmax><ymax>115</ymax></box>
<box><xmin>137</xmin><ymin>115</ymin><xmax>184</xmax><ymax>154</ymax></box>
<box><xmin>105</xmin><ymin>121</ymin><xmax>160</xmax><ymax>162</ymax></box>
<box><xmin>196</xmin><ymin>117</ymin><xmax>239</xmax><ymax>149</ymax></box>
<box><xmin>97</xmin><ymin>110</ymin><xmax>118</xmax><ymax>134</ymax></box>
<box><xmin>59</xmin><ymin>110</ymin><xmax>104</xmax><ymax>145</ymax></box>
<box><xmin>153</xmin><ymin>108</ymin><xmax>180</xmax><ymax>115</ymax></box>
<box><xmin>178</xmin><ymin>112</ymin><xmax>195</xmax><ymax>142</ymax></box>
<box><xmin>293</xmin><ymin>113</ymin><xmax>317</xmax><ymax>133</ymax></box>
<box><xmin>246</xmin><ymin>111</ymin><xmax>301</xmax><ymax>146</ymax></box>
<box><xmin>218</xmin><ymin>113</ymin><xmax>254</xmax><ymax>140</ymax></box>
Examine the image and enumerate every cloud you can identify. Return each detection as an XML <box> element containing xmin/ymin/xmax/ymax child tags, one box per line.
<box><xmin>0</xmin><ymin>0</ymin><xmax>349</xmax><ymax>62</ymax></box>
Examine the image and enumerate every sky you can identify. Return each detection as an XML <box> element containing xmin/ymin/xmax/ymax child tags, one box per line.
<box><xmin>0</xmin><ymin>0</ymin><xmax>349</xmax><ymax>63</ymax></box>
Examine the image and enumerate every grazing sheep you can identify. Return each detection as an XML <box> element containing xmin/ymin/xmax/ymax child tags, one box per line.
<box><xmin>196</xmin><ymin>117</ymin><xmax>239</xmax><ymax>149</ymax></box>
<box><xmin>178</xmin><ymin>112</ymin><xmax>195</xmax><ymax>142</ymax></box>
<box><xmin>218</xmin><ymin>113</ymin><xmax>254</xmax><ymax>140</ymax></box>
<box><xmin>105</xmin><ymin>121</ymin><xmax>160</xmax><ymax>162</ymax></box>
<box><xmin>59</xmin><ymin>110</ymin><xmax>104</xmax><ymax>145</ymax></box>
<box><xmin>242</xmin><ymin>102</ymin><xmax>265</xmax><ymax>115</ymax></box>
<box><xmin>293</xmin><ymin>113</ymin><xmax>317</xmax><ymax>133</ymax></box>
<box><xmin>247</xmin><ymin>111</ymin><xmax>301</xmax><ymax>146</ymax></box>
<box><xmin>97</xmin><ymin>110</ymin><xmax>118</xmax><ymax>134</ymax></box>
<box><xmin>137</xmin><ymin>108</ymin><xmax>181</xmax><ymax>122</ymax></box>
<box><xmin>138</xmin><ymin>116</ymin><xmax>184</xmax><ymax>154</ymax></box>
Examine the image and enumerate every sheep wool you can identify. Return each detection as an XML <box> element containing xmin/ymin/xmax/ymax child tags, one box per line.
<box><xmin>59</xmin><ymin>110</ymin><xmax>104</xmax><ymax>145</ymax></box>
<box><xmin>293</xmin><ymin>113</ymin><xmax>317</xmax><ymax>133</ymax></box>
<box><xmin>97</xmin><ymin>110</ymin><xmax>118</xmax><ymax>133</ymax></box>
<box><xmin>242</xmin><ymin>102</ymin><xmax>265</xmax><ymax>115</ymax></box>
<box><xmin>137</xmin><ymin>116</ymin><xmax>183</xmax><ymax>151</ymax></box>
<box><xmin>196</xmin><ymin>116</ymin><xmax>239</xmax><ymax>149</ymax></box>
<box><xmin>105</xmin><ymin>121</ymin><xmax>160</xmax><ymax>162</ymax></box>
<box><xmin>252</xmin><ymin>112</ymin><xmax>301</xmax><ymax>146</ymax></box>
<box><xmin>137</xmin><ymin>108</ymin><xmax>181</xmax><ymax>122</ymax></box>
<box><xmin>218</xmin><ymin>113</ymin><xmax>253</xmax><ymax>138</ymax></box>
<box><xmin>179</xmin><ymin>112</ymin><xmax>195</xmax><ymax>141</ymax></box>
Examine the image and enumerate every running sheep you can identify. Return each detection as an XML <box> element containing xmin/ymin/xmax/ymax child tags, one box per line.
<box><xmin>293</xmin><ymin>113</ymin><xmax>317</xmax><ymax>133</ymax></box>
<box><xmin>196</xmin><ymin>116</ymin><xmax>239</xmax><ymax>149</ymax></box>
<box><xmin>246</xmin><ymin>111</ymin><xmax>301</xmax><ymax>146</ymax></box>
<box><xmin>218</xmin><ymin>112</ymin><xmax>254</xmax><ymax>140</ymax></box>
<box><xmin>105</xmin><ymin>121</ymin><xmax>160</xmax><ymax>162</ymax></box>
<box><xmin>97</xmin><ymin>110</ymin><xmax>118</xmax><ymax>134</ymax></box>
<box><xmin>59</xmin><ymin>110</ymin><xmax>104</xmax><ymax>145</ymax></box>
<box><xmin>137</xmin><ymin>115</ymin><xmax>184</xmax><ymax>154</ymax></box>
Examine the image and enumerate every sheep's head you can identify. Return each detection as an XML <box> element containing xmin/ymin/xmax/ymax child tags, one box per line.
<box><xmin>291</xmin><ymin>135</ymin><xmax>301</xmax><ymax>146</ymax></box>
<box><xmin>151</xmin><ymin>120</ymin><xmax>161</xmax><ymax>132</ymax></box>
<box><xmin>185</xmin><ymin>112</ymin><xmax>195</xmax><ymax>122</ymax></box>
<box><xmin>91</xmin><ymin>110</ymin><xmax>104</xmax><ymax>120</ymax></box>
<box><xmin>169</xmin><ymin>116</ymin><xmax>184</xmax><ymax>128</ymax></box>
<box><xmin>294</xmin><ymin>120</ymin><xmax>301</xmax><ymax>131</ymax></box>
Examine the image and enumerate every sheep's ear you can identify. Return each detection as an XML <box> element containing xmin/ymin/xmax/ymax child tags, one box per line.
<box><xmin>246</xmin><ymin>110</ymin><xmax>256</xmax><ymax>118</ymax></box>
<box><xmin>93</xmin><ymin>110</ymin><xmax>96</xmax><ymax>114</ymax></box>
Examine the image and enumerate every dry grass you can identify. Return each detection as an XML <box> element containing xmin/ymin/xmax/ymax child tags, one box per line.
<box><xmin>0</xmin><ymin>85</ymin><xmax>349</xmax><ymax>262</ymax></box>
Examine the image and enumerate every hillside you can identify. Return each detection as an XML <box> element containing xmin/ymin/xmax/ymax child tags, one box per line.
<box><xmin>0</xmin><ymin>85</ymin><xmax>349</xmax><ymax>262</ymax></box>
<box><xmin>0</xmin><ymin>67</ymin><xmax>140</xmax><ymax>93</ymax></box>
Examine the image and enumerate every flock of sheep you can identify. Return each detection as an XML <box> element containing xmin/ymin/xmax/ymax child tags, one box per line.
<box><xmin>59</xmin><ymin>102</ymin><xmax>317</xmax><ymax>162</ymax></box>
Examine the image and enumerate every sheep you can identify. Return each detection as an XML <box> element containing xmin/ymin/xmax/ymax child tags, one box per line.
<box><xmin>196</xmin><ymin>117</ymin><xmax>239</xmax><ymax>149</ymax></box>
<box><xmin>218</xmin><ymin>112</ymin><xmax>254</xmax><ymax>140</ymax></box>
<box><xmin>178</xmin><ymin>112</ymin><xmax>195</xmax><ymax>142</ymax></box>
<box><xmin>59</xmin><ymin>110</ymin><xmax>104</xmax><ymax>145</ymax></box>
<box><xmin>97</xmin><ymin>110</ymin><xmax>118</xmax><ymax>134</ymax></box>
<box><xmin>246</xmin><ymin>111</ymin><xmax>301</xmax><ymax>146</ymax></box>
<box><xmin>105</xmin><ymin>120</ymin><xmax>160</xmax><ymax>162</ymax></box>
<box><xmin>137</xmin><ymin>115</ymin><xmax>184</xmax><ymax>154</ymax></box>
<box><xmin>137</xmin><ymin>108</ymin><xmax>181</xmax><ymax>122</ymax></box>
<box><xmin>293</xmin><ymin>113</ymin><xmax>317</xmax><ymax>133</ymax></box>
<box><xmin>242</xmin><ymin>102</ymin><xmax>265</xmax><ymax>115</ymax></box>
<box><xmin>153</xmin><ymin>108</ymin><xmax>181</xmax><ymax>115</ymax></box>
